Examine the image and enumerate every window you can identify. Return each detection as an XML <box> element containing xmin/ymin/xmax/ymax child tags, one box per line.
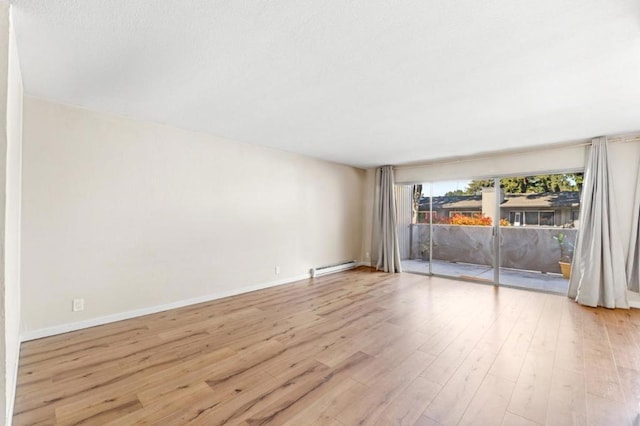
<box><xmin>525</xmin><ymin>211</ymin><xmax>539</xmax><ymax>226</ymax></box>
<box><xmin>539</xmin><ymin>211</ymin><xmax>555</xmax><ymax>226</ymax></box>
<box><xmin>509</xmin><ymin>210</ymin><xmax>555</xmax><ymax>226</ymax></box>
<box><xmin>509</xmin><ymin>211</ymin><xmax>521</xmax><ymax>226</ymax></box>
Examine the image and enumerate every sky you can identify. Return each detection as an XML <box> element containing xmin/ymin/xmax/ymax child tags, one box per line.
<box><xmin>423</xmin><ymin>180</ymin><xmax>472</xmax><ymax>197</ymax></box>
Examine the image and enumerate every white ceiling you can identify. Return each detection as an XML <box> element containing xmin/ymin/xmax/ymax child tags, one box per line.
<box><xmin>10</xmin><ymin>1</ymin><xmax>640</xmax><ymax>168</ymax></box>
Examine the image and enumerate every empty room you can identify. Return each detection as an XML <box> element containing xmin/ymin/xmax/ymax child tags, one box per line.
<box><xmin>1</xmin><ymin>1</ymin><xmax>640</xmax><ymax>425</ymax></box>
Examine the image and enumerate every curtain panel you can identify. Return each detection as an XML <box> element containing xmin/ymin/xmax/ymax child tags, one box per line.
<box><xmin>568</xmin><ymin>137</ymin><xmax>629</xmax><ymax>308</ymax></box>
<box><xmin>627</xmin><ymin>155</ymin><xmax>640</xmax><ymax>293</ymax></box>
<box><xmin>371</xmin><ymin>166</ymin><xmax>402</xmax><ymax>273</ymax></box>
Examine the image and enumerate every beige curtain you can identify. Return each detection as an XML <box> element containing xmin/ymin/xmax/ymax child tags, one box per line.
<box><xmin>627</xmin><ymin>153</ymin><xmax>640</xmax><ymax>292</ymax></box>
<box><xmin>371</xmin><ymin>166</ymin><xmax>402</xmax><ymax>273</ymax></box>
<box><xmin>568</xmin><ymin>137</ymin><xmax>629</xmax><ymax>308</ymax></box>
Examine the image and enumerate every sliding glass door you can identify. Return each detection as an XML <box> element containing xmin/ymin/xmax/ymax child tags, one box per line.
<box><xmin>400</xmin><ymin>172</ymin><xmax>582</xmax><ymax>294</ymax></box>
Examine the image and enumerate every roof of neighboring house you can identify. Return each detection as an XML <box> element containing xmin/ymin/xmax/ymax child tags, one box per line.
<box><xmin>418</xmin><ymin>192</ymin><xmax>581</xmax><ymax>211</ymax></box>
<box><xmin>502</xmin><ymin>192</ymin><xmax>581</xmax><ymax>208</ymax></box>
<box><xmin>419</xmin><ymin>195</ymin><xmax>482</xmax><ymax>210</ymax></box>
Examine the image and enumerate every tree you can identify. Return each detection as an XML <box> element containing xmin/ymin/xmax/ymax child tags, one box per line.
<box><xmin>465</xmin><ymin>179</ymin><xmax>494</xmax><ymax>194</ymax></box>
<box><xmin>411</xmin><ymin>184</ymin><xmax>422</xmax><ymax>223</ymax></box>
<box><xmin>566</xmin><ymin>173</ymin><xmax>583</xmax><ymax>191</ymax></box>
<box><xmin>456</xmin><ymin>173</ymin><xmax>583</xmax><ymax>195</ymax></box>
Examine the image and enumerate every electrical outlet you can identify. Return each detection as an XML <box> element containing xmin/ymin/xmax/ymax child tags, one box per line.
<box><xmin>72</xmin><ymin>298</ymin><xmax>84</xmax><ymax>312</ymax></box>
<box><xmin>365</xmin><ymin>252</ymin><xmax>370</xmax><ymax>258</ymax></box>
<box><xmin>275</xmin><ymin>266</ymin><xmax>281</xmax><ymax>275</ymax></box>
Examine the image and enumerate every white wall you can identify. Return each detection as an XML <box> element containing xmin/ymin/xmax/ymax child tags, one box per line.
<box><xmin>21</xmin><ymin>97</ymin><xmax>364</xmax><ymax>336</ymax></box>
<box><xmin>0</xmin><ymin>4</ymin><xmax>23</xmax><ymax>423</ymax></box>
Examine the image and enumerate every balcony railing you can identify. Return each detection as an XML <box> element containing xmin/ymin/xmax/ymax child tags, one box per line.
<box><xmin>409</xmin><ymin>224</ymin><xmax>577</xmax><ymax>274</ymax></box>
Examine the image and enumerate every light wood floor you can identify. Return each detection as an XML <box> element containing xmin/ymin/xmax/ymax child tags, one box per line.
<box><xmin>13</xmin><ymin>268</ymin><xmax>640</xmax><ymax>425</ymax></box>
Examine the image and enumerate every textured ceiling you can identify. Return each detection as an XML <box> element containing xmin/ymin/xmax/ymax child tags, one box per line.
<box><xmin>10</xmin><ymin>0</ymin><xmax>640</xmax><ymax>168</ymax></box>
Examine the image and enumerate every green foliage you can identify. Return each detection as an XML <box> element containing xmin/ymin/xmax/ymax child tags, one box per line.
<box><xmin>412</xmin><ymin>185</ymin><xmax>423</xmax><ymax>223</ymax></box>
<box><xmin>553</xmin><ymin>232</ymin><xmax>575</xmax><ymax>262</ymax></box>
<box><xmin>465</xmin><ymin>179</ymin><xmax>494</xmax><ymax>194</ymax></box>
<box><xmin>565</xmin><ymin>173</ymin><xmax>583</xmax><ymax>190</ymax></box>
<box><xmin>447</xmin><ymin>173</ymin><xmax>583</xmax><ymax>196</ymax></box>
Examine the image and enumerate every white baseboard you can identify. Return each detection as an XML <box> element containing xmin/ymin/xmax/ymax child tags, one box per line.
<box><xmin>21</xmin><ymin>273</ymin><xmax>311</xmax><ymax>342</ymax></box>
<box><xmin>22</xmin><ymin>269</ymin><xmax>637</xmax><ymax>342</ymax></box>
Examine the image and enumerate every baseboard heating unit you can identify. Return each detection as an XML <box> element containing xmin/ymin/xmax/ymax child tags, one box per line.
<box><xmin>310</xmin><ymin>260</ymin><xmax>357</xmax><ymax>278</ymax></box>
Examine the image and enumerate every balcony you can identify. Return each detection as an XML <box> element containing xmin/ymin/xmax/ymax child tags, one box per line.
<box><xmin>402</xmin><ymin>224</ymin><xmax>576</xmax><ymax>294</ymax></box>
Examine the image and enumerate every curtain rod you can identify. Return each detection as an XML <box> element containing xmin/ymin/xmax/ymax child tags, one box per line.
<box><xmin>395</xmin><ymin>133</ymin><xmax>640</xmax><ymax>170</ymax></box>
<box><xmin>607</xmin><ymin>134</ymin><xmax>640</xmax><ymax>144</ymax></box>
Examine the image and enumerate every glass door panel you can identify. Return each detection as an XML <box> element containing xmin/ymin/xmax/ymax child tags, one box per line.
<box><xmin>498</xmin><ymin>173</ymin><xmax>582</xmax><ymax>294</ymax></box>
<box><xmin>428</xmin><ymin>179</ymin><xmax>496</xmax><ymax>282</ymax></box>
<box><xmin>401</xmin><ymin>183</ymin><xmax>431</xmax><ymax>274</ymax></box>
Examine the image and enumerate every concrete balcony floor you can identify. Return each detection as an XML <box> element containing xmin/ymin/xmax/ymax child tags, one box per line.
<box><xmin>402</xmin><ymin>259</ymin><xmax>569</xmax><ymax>294</ymax></box>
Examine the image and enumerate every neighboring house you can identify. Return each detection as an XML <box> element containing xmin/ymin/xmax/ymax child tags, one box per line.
<box><xmin>418</xmin><ymin>190</ymin><xmax>581</xmax><ymax>227</ymax></box>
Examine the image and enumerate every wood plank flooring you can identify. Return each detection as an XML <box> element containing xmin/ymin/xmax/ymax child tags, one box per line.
<box><xmin>13</xmin><ymin>268</ymin><xmax>640</xmax><ymax>425</ymax></box>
